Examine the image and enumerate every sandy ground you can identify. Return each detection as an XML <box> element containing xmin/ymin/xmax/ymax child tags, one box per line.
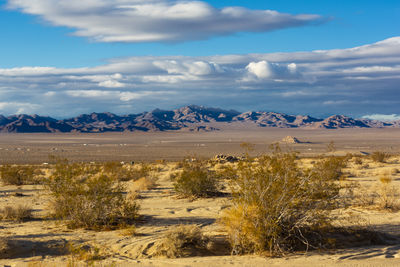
<box><xmin>0</xmin><ymin>128</ymin><xmax>400</xmax><ymax>163</ymax></box>
<box><xmin>0</xmin><ymin>154</ymin><xmax>400</xmax><ymax>266</ymax></box>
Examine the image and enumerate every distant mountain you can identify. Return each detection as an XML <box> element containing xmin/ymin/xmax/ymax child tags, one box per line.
<box><xmin>233</xmin><ymin>111</ymin><xmax>322</xmax><ymax>128</ymax></box>
<box><xmin>0</xmin><ymin>105</ymin><xmax>399</xmax><ymax>133</ymax></box>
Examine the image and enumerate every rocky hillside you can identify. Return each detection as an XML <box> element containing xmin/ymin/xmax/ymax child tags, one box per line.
<box><xmin>0</xmin><ymin>105</ymin><xmax>398</xmax><ymax>133</ymax></box>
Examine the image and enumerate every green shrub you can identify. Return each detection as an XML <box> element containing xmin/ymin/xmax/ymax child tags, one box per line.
<box><xmin>0</xmin><ymin>165</ymin><xmax>42</xmax><ymax>185</ymax></box>
<box><xmin>173</xmin><ymin>161</ymin><xmax>220</xmax><ymax>198</ymax></box>
<box><xmin>46</xmin><ymin>161</ymin><xmax>140</xmax><ymax>230</ymax></box>
<box><xmin>221</xmin><ymin>152</ymin><xmax>342</xmax><ymax>256</ymax></box>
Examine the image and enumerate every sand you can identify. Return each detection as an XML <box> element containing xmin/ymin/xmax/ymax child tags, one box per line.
<box><xmin>0</xmin><ymin>130</ymin><xmax>400</xmax><ymax>266</ymax></box>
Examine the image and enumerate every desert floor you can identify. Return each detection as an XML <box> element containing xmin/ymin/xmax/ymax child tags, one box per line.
<box><xmin>0</xmin><ymin>130</ymin><xmax>400</xmax><ymax>266</ymax></box>
<box><xmin>0</xmin><ymin>128</ymin><xmax>400</xmax><ymax>163</ymax></box>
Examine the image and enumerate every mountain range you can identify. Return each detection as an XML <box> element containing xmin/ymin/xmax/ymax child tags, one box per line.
<box><xmin>0</xmin><ymin>105</ymin><xmax>398</xmax><ymax>133</ymax></box>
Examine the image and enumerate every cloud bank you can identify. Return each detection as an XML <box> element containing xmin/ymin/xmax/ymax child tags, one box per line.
<box><xmin>0</xmin><ymin>37</ymin><xmax>399</xmax><ymax>117</ymax></box>
<box><xmin>7</xmin><ymin>0</ymin><xmax>322</xmax><ymax>42</ymax></box>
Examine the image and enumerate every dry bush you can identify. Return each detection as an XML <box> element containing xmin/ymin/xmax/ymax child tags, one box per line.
<box><xmin>313</xmin><ymin>156</ymin><xmax>347</xmax><ymax>180</ymax></box>
<box><xmin>377</xmin><ymin>173</ymin><xmax>399</xmax><ymax>210</ymax></box>
<box><xmin>220</xmin><ymin>153</ymin><xmax>345</xmax><ymax>256</ymax></box>
<box><xmin>130</xmin><ymin>176</ymin><xmax>157</xmax><ymax>192</ymax></box>
<box><xmin>102</xmin><ymin>162</ymin><xmax>150</xmax><ymax>182</ymax></box>
<box><xmin>149</xmin><ymin>225</ymin><xmax>210</xmax><ymax>258</ymax></box>
<box><xmin>173</xmin><ymin>161</ymin><xmax>221</xmax><ymax>198</ymax></box>
<box><xmin>46</xmin><ymin>160</ymin><xmax>140</xmax><ymax>230</ymax></box>
<box><xmin>371</xmin><ymin>151</ymin><xmax>388</xmax><ymax>163</ymax></box>
<box><xmin>353</xmin><ymin>185</ymin><xmax>378</xmax><ymax>208</ymax></box>
<box><xmin>353</xmin><ymin>157</ymin><xmax>363</xmax><ymax>165</ymax></box>
<box><xmin>0</xmin><ymin>205</ymin><xmax>33</xmax><ymax>222</ymax></box>
<box><xmin>0</xmin><ymin>165</ymin><xmax>43</xmax><ymax>185</ymax></box>
<box><xmin>67</xmin><ymin>242</ymin><xmax>105</xmax><ymax>263</ymax></box>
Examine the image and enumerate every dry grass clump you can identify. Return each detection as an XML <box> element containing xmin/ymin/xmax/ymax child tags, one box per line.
<box><xmin>149</xmin><ymin>225</ymin><xmax>210</xmax><ymax>258</ymax></box>
<box><xmin>67</xmin><ymin>242</ymin><xmax>106</xmax><ymax>263</ymax></box>
<box><xmin>371</xmin><ymin>151</ymin><xmax>389</xmax><ymax>163</ymax></box>
<box><xmin>0</xmin><ymin>165</ymin><xmax>43</xmax><ymax>185</ymax></box>
<box><xmin>130</xmin><ymin>176</ymin><xmax>157</xmax><ymax>192</ymax></box>
<box><xmin>0</xmin><ymin>205</ymin><xmax>33</xmax><ymax>222</ymax></box>
<box><xmin>46</xmin><ymin>160</ymin><xmax>140</xmax><ymax>230</ymax></box>
<box><xmin>173</xmin><ymin>161</ymin><xmax>221</xmax><ymax>198</ymax></box>
<box><xmin>377</xmin><ymin>173</ymin><xmax>399</xmax><ymax>211</ymax></box>
<box><xmin>220</xmin><ymin>153</ymin><xmax>345</xmax><ymax>256</ymax></box>
<box><xmin>352</xmin><ymin>172</ymin><xmax>400</xmax><ymax>211</ymax></box>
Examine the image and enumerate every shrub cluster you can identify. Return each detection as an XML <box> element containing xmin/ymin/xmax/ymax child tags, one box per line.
<box><xmin>102</xmin><ymin>161</ymin><xmax>150</xmax><ymax>182</ymax></box>
<box><xmin>173</xmin><ymin>161</ymin><xmax>220</xmax><ymax>198</ymax></box>
<box><xmin>0</xmin><ymin>165</ymin><xmax>43</xmax><ymax>185</ymax></box>
<box><xmin>221</xmin><ymin>153</ymin><xmax>345</xmax><ymax>255</ymax></box>
<box><xmin>46</xmin><ymin>160</ymin><xmax>140</xmax><ymax>230</ymax></box>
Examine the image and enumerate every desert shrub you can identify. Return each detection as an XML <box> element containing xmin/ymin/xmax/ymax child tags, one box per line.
<box><xmin>130</xmin><ymin>176</ymin><xmax>157</xmax><ymax>192</ymax></box>
<box><xmin>149</xmin><ymin>225</ymin><xmax>210</xmax><ymax>258</ymax></box>
<box><xmin>377</xmin><ymin>173</ymin><xmax>399</xmax><ymax>210</ymax></box>
<box><xmin>371</xmin><ymin>151</ymin><xmax>388</xmax><ymax>163</ymax></box>
<box><xmin>0</xmin><ymin>205</ymin><xmax>33</xmax><ymax>222</ymax></box>
<box><xmin>46</xmin><ymin>161</ymin><xmax>140</xmax><ymax>230</ymax></box>
<box><xmin>313</xmin><ymin>156</ymin><xmax>347</xmax><ymax>180</ymax></box>
<box><xmin>353</xmin><ymin>157</ymin><xmax>363</xmax><ymax>165</ymax></box>
<box><xmin>67</xmin><ymin>242</ymin><xmax>105</xmax><ymax>263</ymax></box>
<box><xmin>220</xmin><ymin>152</ymin><xmax>343</xmax><ymax>256</ymax></box>
<box><xmin>173</xmin><ymin>161</ymin><xmax>220</xmax><ymax>198</ymax></box>
<box><xmin>0</xmin><ymin>165</ymin><xmax>43</xmax><ymax>185</ymax></box>
<box><xmin>102</xmin><ymin>162</ymin><xmax>149</xmax><ymax>182</ymax></box>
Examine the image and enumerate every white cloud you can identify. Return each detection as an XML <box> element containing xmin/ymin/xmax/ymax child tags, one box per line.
<box><xmin>323</xmin><ymin>100</ymin><xmax>350</xmax><ymax>105</ymax></box>
<box><xmin>362</xmin><ymin>114</ymin><xmax>400</xmax><ymax>121</ymax></box>
<box><xmin>246</xmin><ymin>61</ymin><xmax>273</xmax><ymax>79</ymax></box>
<box><xmin>98</xmin><ymin>80</ymin><xmax>126</xmax><ymax>88</ymax></box>
<box><xmin>0</xmin><ymin>37</ymin><xmax>399</xmax><ymax>117</ymax></box>
<box><xmin>0</xmin><ymin>102</ymin><xmax>41</xmax><ymax>114</ymax></box>
<box><xmin>245</xmin><ymin>61</ymin><xmax>300</xmax><ymax>80</ymax></box>
<box><xmin>7</xmin><ymin>0</ymin><xmax>322</xmax><ymax>43</ymax></box>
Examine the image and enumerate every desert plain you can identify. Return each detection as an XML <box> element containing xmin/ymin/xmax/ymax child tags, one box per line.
<box><xmin>0</xmin><ymin>128</ymin><xmax>400</xmax><ymax>266</ymax></box>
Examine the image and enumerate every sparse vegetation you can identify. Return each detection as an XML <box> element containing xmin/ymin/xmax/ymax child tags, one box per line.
<box><xmin>371</xmin><ymin>151</ymin><xmax>388</xmax><ymax>163</ymax></box>
<box><xmin>149</xmin><ymin>225</ymin><xmax>210</xmax><ymax>258</ymax></box>
<box><xmin>102</xmin><ymin>161</ymin><xmax>150</xmax><ymax>182</ymax></box>
<box><xmin>173</xmin><ymin>161</ymin><xmax>220</xmax><ymax>198</ymax></box>
<box><xmin>377</xmin><ymin>173</ymin><xmax>399</xmax><ymax>210</ymax></box>
<box><xmin>221</xmin><ymin>152</ymin><xmax>344</xmax><ymax>255</ymax></box>
<box><xmin>0</xmin><ymin>165</ymin><xmax>43</xmax><ymax>185</ymax></box>
<box><xmin>130</xmin><ymin>176</ymin><xmax>157</xmax><ymax>192</ymax></box>
<box><xmin>46</xmin><ymin>160</ymin><xmax>140</xmax><ymax>230</ymax></box>
<box><xmin>0</xmin><ymin>205</ymin><xmax>33</xmax><ymax>222</ymax></box>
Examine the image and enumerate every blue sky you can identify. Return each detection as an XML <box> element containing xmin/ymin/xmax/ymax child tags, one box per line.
<box><xmin>0</xmin><ymin>0</ymin><xmax>399</xmax><ymax>119</ymax></box>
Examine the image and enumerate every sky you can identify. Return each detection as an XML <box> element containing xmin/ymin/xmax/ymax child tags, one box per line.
<box><xmin>0</xmin><ymin>0</ymin><xmax>399</xmax><ymax>119</ymax></box>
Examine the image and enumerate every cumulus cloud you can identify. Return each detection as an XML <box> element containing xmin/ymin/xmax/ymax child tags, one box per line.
<box><xmin>0</xmin><ymin>37</ymin><xmax>399</xmax><ymax>117</ymax></box>
<box><xmin>362</xmin><ymin>114</ymin><xmax>400</xmax><ymax>121</ymax></box>
<box><xmin>245</xmin><ymin>61</ymin><xmax>299</xmax><ymax>80</ymax></box>
<box><xmin>7</xmin><ymin>0</ymin><xmax>323</xmax><ymax>42</ymax></box>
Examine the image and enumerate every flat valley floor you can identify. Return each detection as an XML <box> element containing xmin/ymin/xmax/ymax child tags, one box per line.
<box><xmin>0</xmin><ymin>128</ymin><xmax>400</xmax><ymax>163</ymax></box>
